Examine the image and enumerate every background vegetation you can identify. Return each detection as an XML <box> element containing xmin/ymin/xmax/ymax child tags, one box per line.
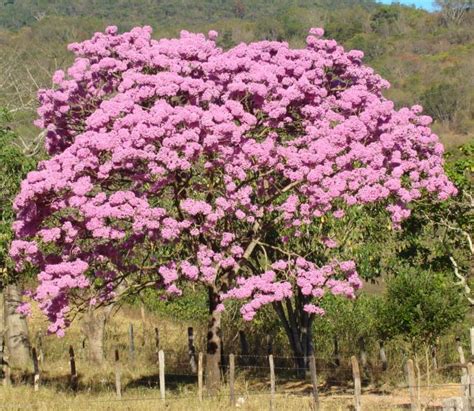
<box><xmin>0</xmin><ymin>0</ymin><xmax>473</xmax><ymax>149</ymax></box>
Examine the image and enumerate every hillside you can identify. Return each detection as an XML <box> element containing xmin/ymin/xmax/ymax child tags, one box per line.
<box><xmin>0</xmin><ymin>0</ymin><xmax>378</xmax><ymax>30</ymax></box>
<box><xmin>0</xmin><ymin>0</ymin><xmax>472</xmax><ymax>149</ymax></box>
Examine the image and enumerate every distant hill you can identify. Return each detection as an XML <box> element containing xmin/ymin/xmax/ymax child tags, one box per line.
<box><xmin>0</xmin><ymin>0</ymin><xmax>472</xmax><ymax>148</ymax></box>
<box><xmin>0</xmin><ymin>0</ymin><xmax>378</xmax><ymax>30</ymax></box>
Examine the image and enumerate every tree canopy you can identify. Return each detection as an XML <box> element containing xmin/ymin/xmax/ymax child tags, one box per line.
<box><xmin>10</xmin><ymin>27</ymin><xmax>456</xmax><ymax>340</ymax></box>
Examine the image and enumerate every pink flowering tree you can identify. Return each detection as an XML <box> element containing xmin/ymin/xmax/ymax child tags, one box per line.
<box><xmin>10</xmin><ymin>26</ymin><xmax>456</xmax><ymax>386</ymax></box>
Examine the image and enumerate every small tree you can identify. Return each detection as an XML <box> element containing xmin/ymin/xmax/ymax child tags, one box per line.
<box><xmin>0</xmin><ymin>108</ymin><xmax>36</xmax><ymax>369</ymax></box>
<box><xmin>435</xmin><ymin>0</ymin><xmax>473</xmax><ymax>25</ymax></box>
<box><xmin>377</xmin><ymin>268</ymin><xmax>467</xmax><ymax>351</ymax></box>
<box><xmin>370</xmin><ymin>6</ymin><xmax>400</xmax><ymax>36</ymax></box>
<box><xmin>420</xmin><ymin>83</ymin><xmax>464</xmax><ymax>125</ymax></box>
<box><xmin>394</xmin><ymin>140</ymin><xmax>473</xmax><ymax>304</ymax></box>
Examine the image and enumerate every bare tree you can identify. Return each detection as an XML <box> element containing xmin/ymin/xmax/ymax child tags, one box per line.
<box><xmin>421</xmin><ymin>191</ymin><xmax>474</xmax><ymax>305</ymax></box>
<box><xmin>434</xmin><ymin>0</ymin><xmax>473</xmax><ymax>24</ymax></box>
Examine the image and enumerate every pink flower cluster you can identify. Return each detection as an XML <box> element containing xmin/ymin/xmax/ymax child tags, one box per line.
<box><xmin>11</xmin><ymin>26</ymin><xmax>456</xmax><ymax>334</ymax></box>
<box><xmin>221</xmin><ymin>270</ymin><xmax>293</xmax><ymax>320</ymax></box>
<box><xmin>38</xmin><ymin>260</ymin><xmax>90</xmax><ymax>336</ymax></box>
<box><xmin>221</xmin><ymin>257</ymin><xmax>360</xmax><ymax>320</ymax></box>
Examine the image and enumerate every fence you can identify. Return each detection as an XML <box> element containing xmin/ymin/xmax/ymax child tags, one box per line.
<box><xmin>1</xmin><ymin>326</ymin><xmax>474</xmax><ymax>410</ymax></box>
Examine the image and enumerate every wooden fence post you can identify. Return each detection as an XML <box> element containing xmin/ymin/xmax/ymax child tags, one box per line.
<box><xmin>351</xmin><ymin>356</ymin><xmax>362</xmax><ymax>411</ymax></box>
<box><xmin>69</xmin><ymin>345</ymin><xmax>78</xmax><ymax>392</ymax></box>
<box><xmin>114</xmin><ymin>349</ymin><xmax>122</xmax><ymax>399</ymax></box>
<box><xmin>220</xmin><ymin>334</ymin><xmax>227</xmax><ymax>373</ymax></box>
<box><xmin>188</xmin><ymin>327</ymin><xmax>197</xmax><ymax>373</ymax></box>
<box><xmin>468</xmin><ymin>363</ymin><xmax>473</xmax><ymax>411</ymax></box>
<box><xmin>140</xmin><ymin>304</ymin><xmax>146</xmax><ymax>347</ymax></box>
<box><xmin>309</xmin><ymin>355</ymin><xmax>320</xmax><ymax>411</ymax></box>
<box><xmin>0</xmin><ymin>332</ymin><xmax>6</xmax><ymax>386</ymax></box>
<box><xmin>463</xmin><ymin>362</ymin><xmax>473</xmax><ymax>411</ymax></box>
<box><xmin>229</xmin><ymin>353</ymin><xmax>235</xmax><ymax>406</ymax></box>
<box><xmin>333</xmin><ymin>336</ymin><xmax>341</xmax><ymax>367</ymax></box>
<box><xmin>470</xmin><ymin>328</ymin><xmax>474</xmax><ymax>358</ymax></box>
<box><xmin>431</xmin><ymin>344</ymin><xmax>438</xmax><ymax>371</ymax></box>
<box><xmin>36</xmin><ymin>331</ymin><xmax>44</xmax><ymax>366</ymax></box>
<box><xmin>32</xmin><ymin>347</ymin><xmax>40</xmax><ymax>392</ymax></box>
<box><xmin>129</xmin><ymin>324</ymin><xmax>135</xmax><ymax>362</ymax></box>
<box><xmin>81</xmin><ymin>337</ymin><xmax>86</xmax><ymax>360</ymax></box>
<box><xmin>406</xmin><ymin>359</ymin><xmax>417</xmax><ymax>411</ymax></box>
<box><xmin>198</xmin><ymin>352</ymin><xmax>203</xmax><ymax>402</ymax></box>
<box><xmin>266</xmin><ymin>334</ymin><xmax>273</xmax><ymax>356</ymax></box>
<box><xmin>457</xmin><ymin>336</ymin><xmax>466</xmax><ymax>367</ymax></box>
<box><xmin>358</xmin><ymin>337</ymin><xmax>368</xmax><ymax>371</ymax></box>
<box><xmin>460</xmin><ymin>365</ymin><xmax>470</xmax><ymax>407</ymax></box>
<box><xmin>159</xmin><ymin>349</ymin><xmax>165</xmax><ymax>401</ymax></box>
<box><xmin>269</xmin><ymin>354</ymin><xmax>275</xmax><ymax>411</ymax></box>
<box><xmin>456</xmin><ymin>336</ymin><xmax>469</xmax><ymax>400</ymax></box>
<box><xmin>154</xmin><ymin>327</ymin><xmax>160</xmax><ymax>364</ymax></box>
<box><xmin>379</xmin><ymin>341</ymin><xmax>388</xmax><ymax>371</ymax></box>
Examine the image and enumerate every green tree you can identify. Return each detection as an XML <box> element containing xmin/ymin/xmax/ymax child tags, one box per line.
<box><xmin>0</xmin><ymin>108</ymin><xmax>37</xmax><ymax>276</ymax></box>
<box><xmin>435</xmin><ymin>0</ymin><xmax>473</xmax><ymax>25</ymax></box>
<box><xmin>396</xmin><ymin>141</ymin><xmax>473</xmax><ymax>288</ymax></box>
<box><xmin>0</xmin><ymin>108</ymin><xmax>37</xmax><ymax>369</ymax></box>
<box><xmin>218</xmin><ymin>30</ymin><xmax>235</xmax><ymax>50</ymax></box>
<box><xmin>378</xmin><ymin>268</ymin><xmax>467</xmax><ymax>350</ymax></box>
<box><xmin>370</xmin><ymin>5</ymin><xmax>400</xmax><ymax>35</ymax></box>
<box><xmin>420</xmin><ymin>83</ymin><xmax>464</xmax><ymax>125</ymax></box>
<box><xmin>255</xmin><ymin>16</ymin><xmax>285</xmax><ymax>41</ymax></box>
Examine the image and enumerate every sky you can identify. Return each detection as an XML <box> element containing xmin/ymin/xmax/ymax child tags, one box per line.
<box><xmin>377</xmin><ymin>0</ymin><xmax>436</xmax><ymax>11</ymax></box>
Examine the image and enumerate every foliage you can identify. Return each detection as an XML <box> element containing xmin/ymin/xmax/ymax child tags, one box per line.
<box><xmin>391</xmin><ymin>139</ymin><xmax>473</xmax><ymax>305</ymax></box>
<box><xmin>444</xmin><ymin>139</ymin><xmax>474</xmax><ymax>190</ymax></box>
<box><xmin>313</xmin><ymin>293</ymin><xmax>382</xmax><ymax>342</ymax></box>
<box><xmin>0</xmin><ymin>0</ymin><xmax>377</xmax><ymax>31</ymax></box>
<box><xmin>370</xmin><ymin>6</ymin><xmax>400</xmax><ymax>35</ymax></box>
<box><xmin>141</xmin><ymin>285</ymin><xmax>208</xmax><ymax>323</ymax></box>
<box><xmin>376</xmin><ymin>268</ymin><xmax>467</xmax><ymax>347</ymax></box>
<box><xmin>435</xmin><ymin>0</ymin><xmax>473</xmax><ymax>25</ymax></box>
<box><xmin>420</xmin><ymin>83</ymin><xmax>463</xmax><ymax>124</ymax></box>
<box><xmin>0</xmin><ymin>108</ymin><xmax>36</xmax><ymax>282</ymax></box>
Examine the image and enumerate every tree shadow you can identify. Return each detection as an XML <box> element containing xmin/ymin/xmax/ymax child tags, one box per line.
<box><xmin>125</xmin><ymin>373</ymin><xmax>197</xmax><ymax>390</ymax></box>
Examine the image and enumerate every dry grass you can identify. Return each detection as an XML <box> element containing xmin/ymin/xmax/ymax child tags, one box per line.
<box><xmin>0</xmin><ymin>382</ymin><xmax>464</xmax><ymax>410</ymax></box>
<box><xmin>0</xmin><ymin>304</ymin><xmax>466</xmax><ymax>410</ymax></box>
<box><xmin>433</xmin><ymin>124</ymin><xmax>472</xmax><ymax>152</ymax></box>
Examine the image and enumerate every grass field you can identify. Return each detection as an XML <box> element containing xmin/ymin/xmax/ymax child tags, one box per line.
<box><xmin>0</xmin><ymin>380</ymin><xmax>465</xmax><ymax>410</ymax></box>
<box><xmin>1</xmin><ymin>303</ymin><xmax>469</xmax><ymax>410</ymax></box>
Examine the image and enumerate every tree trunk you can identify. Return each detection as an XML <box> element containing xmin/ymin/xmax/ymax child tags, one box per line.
<box><xmin>0</xmin><ymin>290</ymin><xmax>4</xmax><ymax>337</ymax></box>
<box><xmin>205</xmin><ymin>287</ymin><xmax>222</xmax><ymax>393</ymax></box>
<box><xmin>81</xmin><ymin>308</ymin><xmax>109</xmax><ymax>365</ymax></box>
<box><xmin>238</xmin><ymin>330</ymin><xmax>249</xmax><ymax>365</ymax></box>
<box><xmin>272</xmin><ymin>299</ymin><xmax>311</xmax><ymax>377</ymax></box>
<box><xmin>4</xmin><ymin>284</ymin><xmax>30</xmax><ymax>369</ymax></box>
<box><xmin>0</xmin><ymin>290</ymin><xmax>4</xmax><ymax>379</ymax></box>
<box><xmin>305</xmin><ymin>316</ymin><xmax>315</xmax><ymax>362</ymax></box>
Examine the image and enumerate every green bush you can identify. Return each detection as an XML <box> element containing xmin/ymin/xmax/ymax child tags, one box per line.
<box><xmin>141</xmin><ymin>285</ymin><xmax>209</xmax><ymax>323</ymax></box>
<box><xmin>0</xmin><ymin>108</ymin><xmax>37</xmax><ymax>276</ymax></box>
<box><xmin>376</xmin><ymin>268</ymin><xmax>467</xmax><ymax>349</ymax></box>
<box><xmin>420</xmin><ymin>82</ymin><xmax>463</xmax><ymax>123</ymax></box>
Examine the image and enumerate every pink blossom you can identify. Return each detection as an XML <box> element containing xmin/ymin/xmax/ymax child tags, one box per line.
<box><xmin>16</xmin><ymin>302</ymin><xmax>32</xmax><ymax>317</ymax></box>
<box><xmin>11</xmin><ymin>26</ymin><xmax>456</xmax><ymax>334</ymax></box>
